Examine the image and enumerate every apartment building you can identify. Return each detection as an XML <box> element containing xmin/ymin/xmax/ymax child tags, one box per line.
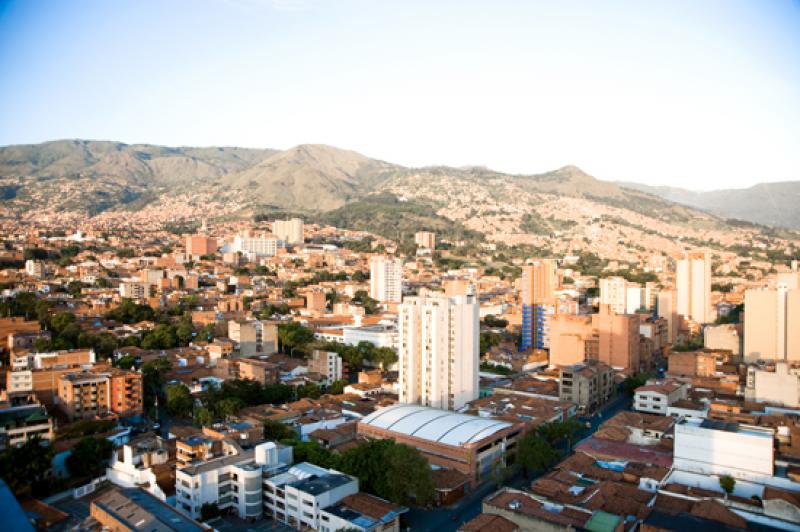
<box><xmin>656</xmin><ymin>289</ymin><xmax>679</xmax><ymax>344</ymax></box>
<box><xmin>369</xmin><ymin>255</ymin><xmax>403</xmax><ymax>303</ymax></box>
<box><xmin>520</xmin><ymin>259</ymin><xmax>556</xmax><ymax>350</ymax></box>
<box><xmin>308</xmin><ymin>350</ymin><xmax>343</xmax><ymax>385</ymax></box>
<box><xmin>272</xmin><ymin>218</ymin><xmax>304</xmax><ymax>245</ymax></box>
<box><xmin>414</xmin><ymin>231</ymin><xmax>436</xmax><ymax>249</ymax></box>
<box><xmin>600</xmin><ymin>276</ymin><xmax>647</xmax><ymax>315</ymax></box>
<box><xmin>558</xmin><ymin>360</ymin><xmax>614</xmax><ymax>413</ymax></box>
<box><xmin>634</xmin><ymin>382</ymin><xmax>688</xmax><ymax>415</ymax></box>
<box><xmin>109</xmin><ymin>369</ymin><xmax>144</xmax><ymax>417</ymax></box>
<box><xmin>228</xmin><ymin>320</ymin><xmax>278</xmax><ymax>356</ymax></box>
<box><xmin>233</xmin><ymin>233</ymin><xmax>281</xmax><ymax>257</ymax></box>
<box><xmin>743</xmin><ymin>287</ymin><xmax>800</xmax><ymax>362</ymax></box>
<box><xmin>263</xmin><ymin>463</ymin><xmax>358</xmax><ymax>530</ymax></box>
<box><xmin>25</xmin><ymin>259</ymin><xmax>44</xmax><ymax>278</ymax></box>
<box><xmin>91</xmin><ymin>487</ymin><xmax>210</xmax><ymax>532</ymax></box>
<box><xmin>0</xmin><ymin>402</ymin><xmax>53</xmax><ymax>450</ymax></box>
<box><xmin>319</xmin><ymin>493</ymin><xmax>408</xmax><ymax>532</ymax></box>
<box><xmin>176</xmin><ymin>441</ymin><xmax>292</xmax><ymax>520</ymax></box>
<box><xmin>548</xmin><ymin>314</ymin><xmax>596</xmax><ymax>367</ymax></box>
<box><xmin>676</xmin><ymin>251</ymin><xmax>712</xmax><ymax>324</ymax></box>
<box><xmin>398</xmin><ymin>294</ymin><xmax>479</xmax><ymax>410</ymax></box>
<box><xmin>119</xmin><ymin>281</ymin><xmax>147</xmax><ymax>299</ymax></box>
<box><xmin>237</xmin><ymin>358</ymin><xmax>280</xmax><ymax>385</ymax></box>
<box><xmin>591</xmin><ymin>304</ymin><xmax>641</xmax><ymax>371</ymax></box>
<box><xmin>745</xmin><ymin>362</ymin><xmax>800</xmax><ymax>408</ymax></box>
<box><xmin>57</xmin><ymin>371</ymin><xmax>110</xmax><ymax>420</ymax></box>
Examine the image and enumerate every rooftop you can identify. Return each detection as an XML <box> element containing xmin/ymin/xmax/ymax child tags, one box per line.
<box><xmin>91</xmin><ymin>487</ymin><xmax>207</xmax><ymax>532</ymax></box>
<box><xmin>359</xmin><ymin>404</ymin><xmax>513</xmax><ymax>447</ymax></box>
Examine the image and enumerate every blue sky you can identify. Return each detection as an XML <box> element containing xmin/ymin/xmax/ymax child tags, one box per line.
<box><xmin>1</xmin><ymin>0</ymin><xmax>798</xmax><ymax>189</ymax></box>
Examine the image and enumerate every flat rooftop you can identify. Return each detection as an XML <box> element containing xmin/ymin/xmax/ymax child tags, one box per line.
<box><xmin>92</xmin><ymin>487</ymin><xmax>207</xmax><ymax>531</ymax></box>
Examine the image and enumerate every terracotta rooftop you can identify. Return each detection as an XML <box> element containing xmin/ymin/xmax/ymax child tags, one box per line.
<box><xmin>458</xmin><ymin>513</ymin><xmax>519</xmax><ymax>532</ymax></box>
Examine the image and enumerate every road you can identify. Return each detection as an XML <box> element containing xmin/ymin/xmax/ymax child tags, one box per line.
<box><xmin>404</xmin><ymin>393</ymin><xmax>633</xmax><ymax>531</ymax></box>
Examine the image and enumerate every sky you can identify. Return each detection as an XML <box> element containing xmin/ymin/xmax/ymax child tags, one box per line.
<box><xmin>0</xmin><ymin>0</ymin><xmax>798</xmax><ymax>190</ymax></box>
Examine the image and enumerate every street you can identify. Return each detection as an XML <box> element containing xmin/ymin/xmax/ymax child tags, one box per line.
<box><xmin>404</xmin><ymin>393</ymin><xmax>633</xmax><ymax>531</ymax></box>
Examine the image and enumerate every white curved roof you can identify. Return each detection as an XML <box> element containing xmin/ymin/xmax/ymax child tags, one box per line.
<box><xmin>359</xmin><ymin>404</ymin><xmax>512</xmax><ymax>447</ymax></box>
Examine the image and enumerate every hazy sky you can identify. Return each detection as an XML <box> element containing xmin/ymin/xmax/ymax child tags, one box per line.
<box><xmin>1</xmin><ymin>0</ymin><xmax>798</xmax><ymax>190</ymax></box>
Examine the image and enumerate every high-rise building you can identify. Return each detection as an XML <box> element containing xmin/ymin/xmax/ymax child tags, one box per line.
<box><xmin>369</xmin><ymin>255</ymin><xmax>403</xmax><ymax>303</ymax></box>
<box><xmin>520</xmin><ymin>259</ymin><xmax>556</xmax><ymax>350</ymax></box>
<box><xmin>676</xmin><ymin>251</ymin><xmax>712</xmax><ymax>324</ymax></box>
<box><xmin>414</xmin><ymin>231</ymin><xmax>436</xmax><ymax>249</ymax></box>
<box><xmin>272</xmin><ymin>218</ymin><xmax>304</xmax><ymax>245</ymax></box>
<box><xmin>398</xmin><ymin>294</ymin><xmax>479</xmax><ymax>410</ymax></box>
<box><xmin>599</xmin><ymin>276</ymin><xmax>646</xmax><ymax>315</ymax></box>
<box><xmin>591</xmin><ymin>304</ymin><xmax>641</xmax><ymax>371</ymax></box>
<box><xmin>743</xmin><ymin>287</ymin><xmax>800</xmax><ymax>362</ymax></box>
<box><xmin>657</xmin><ymin>289</ymin><xmax>679</xmax><ymax>344</ymax></box>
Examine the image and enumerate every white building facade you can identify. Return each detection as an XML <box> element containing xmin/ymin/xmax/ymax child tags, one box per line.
<box><xmin>369</xmin><ymin>256</ymin><xmax>403</xmax><ymax>303</ymax></box>
<box><xmin>398</xmin><ymin>294</ymin><xmax>479</xmax><ymax>410</ymax></box>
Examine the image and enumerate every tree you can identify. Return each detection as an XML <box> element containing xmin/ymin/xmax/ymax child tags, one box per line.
<box><xmin>623</xmin><ymin>373</ymin><xmax>651</xmax><ymax>396</ymax></box>
<box><xmin>277</xmin><ymin>322</ymin><xmax>315</xmax><ymax>356</ymax></box>
<box><xmin>291</xmin><ymin>440</ymin><xmax>338</xmax><ymax>469</ymax></box>
<box><xmin>166</xmin><ymin>383</ymin><xmax>194</xmax><ymax>418</ymax></box>
<box><xmin>383</xmin><ymin>442</ymin><xmax>435</xmax><ymax>506</ymax></box>
<box><xmin>719</xmin><ymin>475</ymin><xmax>736</xmax><ymax>498</ymax></box>
<box><xmin>214</xmin><ymin>397</ymin><xmax>243</xmax><ymax>420</ymax></box>
<box><xmin>66</xmin><ymin>437</ymin><xmax>113</xmax><ymax>478</ymax></box>
<box><xmin>0</xmin><ymin>437</ymin><xmax>54</xmax><ymax>496</ymax></box>
<box><xmin>263</xmin><ymin>420</ymin><xmax>296</xmax><ymax>441</ymax></box>
<box><xmin>296</xmin><ymin>382</ymin><xmax>322</xmax><ymax>400</ymax></box>
<box><xmin>116</xmin><ymin>354</ymin><xmax>137</xmax><ymax>370</ymax></box>
<box><xmin>194</xmin><ymin>407</ymin><xmax>214</xmax><ymax>427</ymax></box>
<box><xmin>327</xmin><ymin>379</ymin><xmax>348</xmax><ymax>395</ymax></box>
<box><xmin>517</xmin><ymin>432</ymin><xmax>559</xmax><ymax>477</ymax></box>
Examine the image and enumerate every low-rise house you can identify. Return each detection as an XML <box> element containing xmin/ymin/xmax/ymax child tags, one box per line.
<box><xmin>319</xmin><ymin>492</ymin><xmax>408</xmax><ymax>532</ymax></box>
<box><xmin>0</xmin><ymin>401</ymin><xmax>53</xmax><ymax>450</ymax></box>
<box><xmin>634</xmin><ymin>381</ymin><xmax>688</xmax><ymax>415</ymax></box>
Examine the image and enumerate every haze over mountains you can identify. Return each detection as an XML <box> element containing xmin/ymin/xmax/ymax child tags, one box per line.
<box><xmin>0</xmin><ymin>139</ymin><xmax>797</xmax><ymax>233</ymax></box>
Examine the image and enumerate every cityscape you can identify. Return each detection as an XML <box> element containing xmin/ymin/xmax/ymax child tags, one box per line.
<box><xmin>1</xmin><ymin>1</ymin><xmax>799</xmax><ymax>532</ymax></box>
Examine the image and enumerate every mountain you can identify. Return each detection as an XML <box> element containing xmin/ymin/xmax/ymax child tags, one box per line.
<box><xmin>618</xmin><ymin>181</ymin><xmax>800</xmax><ymax>230</ymax></box>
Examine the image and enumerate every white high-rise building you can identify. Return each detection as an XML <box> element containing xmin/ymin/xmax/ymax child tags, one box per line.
<box><xmin>272</xmin><ymin>218</ymin><xmax>304</xmax><ymax>245</ymax></box>
<box><xmin>744</xmin><ymin>287</ymin><xmax>800</xmax><ymax>362</ymax></box>
<box><xmin>398</xmin><ymin>294</ymin><xmax>479</xmax><ymax>411</ymax></box>
<box><xmin>599</xmin><ymin>276</ymin><xmax>645</xmax><ymax>315</ymax></box>
<box><xmin>676</xmin><ymin>251</ymin><xmax>712</xmax><ymax>324</ymax></box>
<box><xmin>369</xmin><ymin>256</ymin><xmax>403</xmax><ymax>303</ymax></box>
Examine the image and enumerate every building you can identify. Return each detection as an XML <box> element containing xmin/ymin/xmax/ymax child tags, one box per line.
<box><xmin>272</xmin><ymin>218</ymin><xmax>304</xmax><ymax>245</ymax></box>
<box><xmin>673</xmin><ymin>417</ymin><xmax>775</xmax><ymax>483</ymax></box>
<box><xmin>185</xmin><ymin>234</ymin><xmax>218</xmax><ymax>257</ymax></box>
<box><xmin>176</xmin><ymin>441</ymin><xmax>292</xmax><ymax>520</ymax></box>
<box><xmin>520</xmin><ymin>259</ymin><xmax>555</xmax><ymax>350</ymax></box>
<box><xmin>358</xmin><ymin>404</ymin><xmax>520</xmax><ymax>487</ymax></box>
<box><xmin>558</xmin><ymin>360</ymin><xmax>614</xmax><ymax>413</ymax></box>
<box><xmin>600</xmin><ymin>276</ymin><xmax>645</xmax><ymax>315</ymax></box>
<box><xmin>548</xmin><ymin>314</ymin><xmax>596</xmax><ymax>367</ymax></box>
<box><xmin>308</xmin><ymin>350</ymin><xmax>343</xmax><ymax>385</ymax></box>
<box><xmin>228</xmin><ymin>320</ymin><xmax>278</xmax><ymax>356</ymax></box>
<box><xmin>0</xmin><ymin>402</ymin><xmax>53</xmax><ymax>450</ymax></box>
<box><xmin>25</xmin><ymin>259</ymin><xmax>44</xmax><ymax>278</ymax></box>
<box><xmin>90</xmin><ymin>487</ymin><xmax>209</xmax><ymax>531</ymax></box>
<box><xmin>745</xmin><ymin>362</ymin><xmax>800</xmax><ymax>407</ymax></box>
<box><xmin>592</xmin><ymin>304</ymin><xmax>641</xmax><ymax>371</ymax></box>
<box><xmin>369</xmin><ymin>255</ymin><xmax>402</xmax><ymax>303</ymax></box>
<box><xmin>676</xmin><ymin>251</ymin><xmax>712</xmax><ymax>324</ymax></box>
<box><xmin>667</xmin><ymin>350</ymin><xmax>717</xmax><ymax>377</ymax></box>
<box><xmin>57</xmin><ymin>371</ymin><xmax>110</xmax><ymax>420</ymax></box>
<box><xmin>109</xmin><ymin>369</ymin><xmax>144</xmax><ymax>417</ymax></box>
<box><xmin>656</xmin><ymin>289</ymin><xmax>679</xmax><ymax>345</ymax></box>
<box><xmin>398</xmin><ymin>294</ymin><xmax>479</xmax><ymax>410</ymax></box>
<box><xmin>743</xmin><ymin>287</ymin><xmax>800</xmax><ymax>362</ymax></box>
<box><xmin>414</xmin><ymin>231</ymin><xmax>436</xmax><ymax>250</ymax></box>
<box><xmin>264</xmin><ymin>462</ymin><xmax>358</xmax><ymax>530</ymax></box>
<box><xmin>237</xmin><ymin>358</ymin><xmax>280</xmax><ymax>385</ymax></box>
<box><xmin>233</xmin><ymin>233</ymin><xmax>280</xmax><ymax>257</ymax></box>
<box><xmin>319</xmin><ymin>493</ymin><xmax>408</xmax><ymax>532</ymax></box>
<box><xmin>704</xmin><ymin>324</ymin><xmax>741</xmax><ymax>356</ymax></box>
<box><xmin>119</xmin><ymin>281</ymin><xmax>147</xmax><ymax>299</ymax></box>
<box><xmin>106</xmin><ymin>435</ymin><xmax>173</xmax><ymax>501</ymax></box>
<box><xmin>633</xmin><ymin>382</ymin><xmax>688</xmax><ymax>415</ymax></box>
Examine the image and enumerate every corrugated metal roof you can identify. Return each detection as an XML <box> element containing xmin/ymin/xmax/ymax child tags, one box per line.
<box><xmin>360</xmin><ymin>404</ymin><xmax>512</xmax><ymax>446</ymax></box>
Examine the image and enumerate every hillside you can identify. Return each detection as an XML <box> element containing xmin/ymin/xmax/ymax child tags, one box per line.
<box><xmin>3</xmin><ymin>139</ymin><xmax>794</xmax><ymax>264</ymax></box>
<box><xmin>619</xmin><ymin>181</ymin><xmax>800</xmax><ymax>230</ymax></box>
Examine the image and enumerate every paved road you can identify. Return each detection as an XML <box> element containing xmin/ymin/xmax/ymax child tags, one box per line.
<box><xmin>404</xmin><ymin>393</ymin><xmax>633</xmax><ymax>531</ymax></box>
